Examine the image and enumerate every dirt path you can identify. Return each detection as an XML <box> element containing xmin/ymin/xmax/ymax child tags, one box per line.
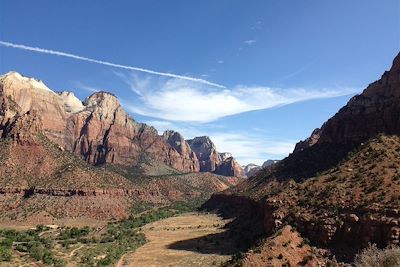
<box><xmin>69</xmin><ymin>244</ymin><xmax>84</xmax><ymax>257</ymax></box>
<box><xmin>121</xmin><ymin>213</ymin><xmax>236</xmax><ymax>267</ymax></box>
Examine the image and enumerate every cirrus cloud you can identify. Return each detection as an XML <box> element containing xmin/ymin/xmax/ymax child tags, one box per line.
<box><xmin>117</xmin><ymin>72</ymin><xmax>358</xmax><ymax>123</ymax></box>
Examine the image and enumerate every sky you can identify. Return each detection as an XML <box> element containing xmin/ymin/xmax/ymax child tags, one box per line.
<box><xmin>0</xmin><ymin>1</ymin><xmax>399</xmax><ymax>165</ymax></box>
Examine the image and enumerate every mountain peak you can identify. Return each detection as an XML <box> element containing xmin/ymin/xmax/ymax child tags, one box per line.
<box><xmin>1</xmin><ymin>71</ymin><xmax>55</xmax><ymax>94</ymax></box>
<box><xmin>59</xmin><ymin>91</ymin><xmax>84</xmax><ymax>113</ymax></box>
<box><xmin>83</xmin><ymin>91</ymin><xmax>122</xmax><ymax>120</ymax></box>
<box><xmin>84</xmin><ymin>91</ymin><xmax>119</xmax><ymax>107</ymax></box>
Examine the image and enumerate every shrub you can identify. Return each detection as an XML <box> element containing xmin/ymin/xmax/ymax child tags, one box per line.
<box><xmin>299</xmin><ymin>255</ymin><xmax>313</xmax><ymax>266</ymax></box>
<box><xmin>354</xmin><ymin>244</ymin><xmax>400</xmax><ymax>267</ymax></box>
<box><xmin>0</xmin><ymin>247</ymin><xmax>12</xmax><ymax>261</ymax></box>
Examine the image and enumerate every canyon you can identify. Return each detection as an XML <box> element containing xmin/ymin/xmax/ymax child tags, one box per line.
<box><xmin>0</xmin><ymin>53</ymin><xmax>399</xmax><ymax>266</ymax></box>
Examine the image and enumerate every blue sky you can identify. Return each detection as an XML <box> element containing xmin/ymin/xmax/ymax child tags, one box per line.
<box><xmin>1</xmin><ymin>1</ymin><xmax>399</xmax><ymax>165</ymax></box>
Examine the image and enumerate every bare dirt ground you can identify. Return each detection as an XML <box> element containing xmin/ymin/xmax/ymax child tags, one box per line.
<box><xmin>119</xmin><ymin>212</ymin><xmax>236</xmax><ymax>267</ymax></box>
<box><xmin>0</xmin><ymin>214</ymin><xmax>107</xmax><ymax>230</ymax></box>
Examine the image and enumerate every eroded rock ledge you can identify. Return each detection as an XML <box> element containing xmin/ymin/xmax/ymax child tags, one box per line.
<box><xmin>204</xmin><ymin>193</ymin><xmax>400</xmax><ymax>260</ymax></box>
<box><xmin>0</xmin><ymin>187</ymin><xmax>157</xmax><ymax>197</ymax></box>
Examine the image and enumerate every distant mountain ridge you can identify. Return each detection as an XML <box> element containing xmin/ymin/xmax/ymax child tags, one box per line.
<box><xmin>0</xmin><ymin>71</ymin><xmax>243</xmax><ymax>177</ymax></box>
<box><xmin>242</xmin><ymin>160</ymin><xmax>279</xmax><ymax>177</ymax></box>
<box><xmin>187</xmin><ymin>136</ymin><xmax>245</xmax><ymax>177</ymax></box>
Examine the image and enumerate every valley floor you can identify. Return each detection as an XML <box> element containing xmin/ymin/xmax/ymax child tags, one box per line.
<box><xmin>118</xmin><ymin>213</ymin><xmax>235</xmax><ymax>267</ymax></box>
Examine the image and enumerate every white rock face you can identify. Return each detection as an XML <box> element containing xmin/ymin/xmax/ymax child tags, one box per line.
<box><xmin>59</xmin><ymin>91</ymin><xmax>85</xmax><ymax>113</ymax></box>
<box><xmin>218</xmin><ymin>152</ymin><xmax>233</xmax><ymax>161</ymax></box>
<box><xmin>243</xmin><ymin>163</ymin><xmax>262</xmax><ymax>178</ymax></box>
<box><xmin>243</xmin><ymin>160</ymin><xmax>280</xmax><ymax>178</ymax></box>
<box><xmin>244</xmin><ymin>163</ymin><xmax>260</xmax><ymax>173</ymax></box>
<box><xmin>2</xmin><ymin>71</ymin><xmax>56</xmax><ymax>94</ymax></box>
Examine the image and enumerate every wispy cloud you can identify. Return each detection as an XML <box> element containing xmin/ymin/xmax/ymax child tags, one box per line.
<box><xmin>244</xmin><ymin>39</ymin><xmax>257</xmax><ymax>45</ymax></box>
<box><xmin>217</xmin><ymin>60</ymin><xmax>224</xmax><ymax>64</ymax></box>
<box><xmin>75</xmin><ymin>82</ymin><xmax>101</xmax><ymax>93</ymax></box>
<box><xmin>210</xmin><ymin>133</ymin><xmax>296</xmax><ymax>165</ymax></box>
<box><xmin>117</xmin><ymin>72</ymin><xmax>358</xmax><ymax>123</ymax></box>
<box><xmin>0</xmin><ymin>40</ymin><xmax>225</xmax><ymax>88</ymax></box>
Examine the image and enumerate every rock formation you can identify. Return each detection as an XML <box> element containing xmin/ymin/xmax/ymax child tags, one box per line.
<box><xmin>215</xmin><ymin>156</ymin><xmax>245</xmax><ymax>177</ymax></box>
<box><xmin>187</xmin><ymin>136</ymin><xmax>221</xmax><ymax>172</ymax></box>
<box><xmin>218</xmin><ymin>152</ymin><xmax>233</xmax><ymax>161</ymax></box>
<box><xmin>0</xmin><ymin>72</ymin><xmax>244</xmax><ymax>176</ymax></box>
<box><xmin>243</xmin><ymin>160</ymin><xmax>280</xmax><ymax>178</ymax></box>
<box><xmin>188</xmin><ymin>136</ymin><xmax>245</xmax><ymax>177</ymax></box>
<box><xmin>293</xmin><ymin>128</ymin><xmax>321</xmax><ymax>153</ymax></box>
<box><xmin>162</xmin><ymin>130</ymin><xmax>200</xmax><ymax>172</ymax></box>
<box><xmin>243</xmin><ymin>163</ymin><xmax>261</xmax><ymax>177</ymax></box>
<box><xmin>0</xmin><ymin>73</ymin><xmax>201</xmax><ymax>173</ymax></box>
<box><xmin>1</xmin><ymin>110</ymin><xmax>42</xmax><ymax>144</ymax></box>
<box><xmin>294</xmin><ymin>52</ymin><xmax>400</xmax><ymax>152</ymax></box>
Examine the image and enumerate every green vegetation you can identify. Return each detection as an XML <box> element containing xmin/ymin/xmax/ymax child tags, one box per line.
<box><xmin>0</xmin><ymin>225</ymin><xmax>66</xmax><ymax>266</ymax></box>
<box><xmin>0</xmin><ymin>237</ymin><xmax>12</xmax><ymax>262</ymax></box>
<box><xmin>0</xmin><ymin>201</ymin><xmax>201</xmax><ymax>266</ymax></box>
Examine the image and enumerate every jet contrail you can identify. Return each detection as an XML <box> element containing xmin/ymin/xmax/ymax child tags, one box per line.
<box><xmin>0</xmin><ymin>40</ymin><xmax>225</xmax><ymax>88</ymax></box>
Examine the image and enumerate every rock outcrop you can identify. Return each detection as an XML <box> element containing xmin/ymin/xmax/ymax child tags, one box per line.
<box><xmin>293</xmin><ymin>128</ymin><xmax>321</xmax><ymax>153</ymax></box>
<box><xmin>294</xmin><ymin>52</ymin><xmax>400</xmax><ymax>152</ymax></box>
<box><xmin>218</xmin><ymin>152</ymin><xmax>233</xmax><ymax>161</ymax></box>
<box><xmin>187</xmin><ymin>136</ymin><xmax>221</xmax><ymax>172</ymax></box>
<box><xmin>243</xmin><ymin>163</ymin><xmax>261</xmax><ymax>177</ymax></box>
<box><xmin>188</xmin><ymin>136</ymin><xmax>245</xmax><ymax>177</ymax></box>
<box><xmin>1</xmin><ymin>110</ymin><xmax>42</xmax><ymax>144</ymax></box>
<box><xmin>243</xmin><ymin>160</ymin><xmax>280</xmax><ymax>178</ymax></box>
<box><xmin>162</xmin><ymin>130</ymin><xmax>200</xmax><ymax>172</ymax></box>
<box><xmin>215</xmin><ymin>156</ymin><xmax>245</xmax><ymax>177</ymax></box>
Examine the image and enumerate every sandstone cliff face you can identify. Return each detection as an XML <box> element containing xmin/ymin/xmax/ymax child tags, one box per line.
<box><xmin>215</xmin><ymin>157</ymin><xmax>246</xmax><ymax>177</ymax></box>
<box><xmin>1</xmin><ymin>110</ymin><xmax>42</xmax><ymax>144</ymax></box>
<box><xmin>187</xmin><ymin>136</ymin><xmax>221</xmax><ymax>172</ymax></box>
<box><xmin>188</xmin><ymin>136</ymin><xmax>245</xmax><ymax>177</ymax></box>
<box><xmin>293</xmin><ymin>128</ymin><xmax>322</xmax><ymax>153</ymax></box>
<box><xmin>162</xmin><ymin>130</ymin><xmax>200</xmax><ymax>172</ymax></box>
<box><xmin>295</xmin><ymin>52</ymin><xmax>400</xmax><ymax>152</ymax></box>
<box><xmin>0</xmin><ymin>73</ymin><xmax>200</xmax><ymax>172</ymax></box>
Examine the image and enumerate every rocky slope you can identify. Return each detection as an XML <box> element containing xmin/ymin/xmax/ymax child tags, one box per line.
<box><xmin>188</xmin><ymin>136</ymin><xmax>245</xmax><ymax>177</ymax></box>
<box><xmin>0</xmin><ymin>123</ymin><xmax>241</xmax><ymax>222</ymax></box>
<box><xmin>294</xmin><ymin>52</ymin><xmax>400</xmax><ymax>153</ymax></box>
<box><xmin>205</xmin><ymin>53</ymin><xmax>400</xmax><ymax>265</ymax></box>
<box><xmin>0</xmin><ymin>73</ymin><xmax>244</xmax><ymax>223</ymax></box>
